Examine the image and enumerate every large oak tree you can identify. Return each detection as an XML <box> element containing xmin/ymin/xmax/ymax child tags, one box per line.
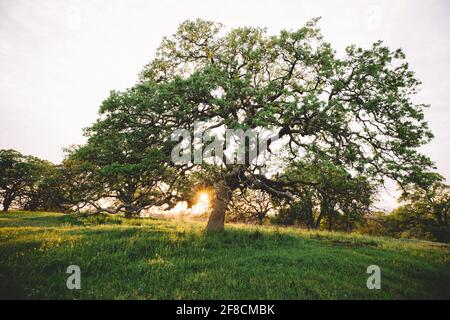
<box><xmin>79</xmin><ymin>19</ymin><xmax>437</xmax><ymax>230</ymax></box>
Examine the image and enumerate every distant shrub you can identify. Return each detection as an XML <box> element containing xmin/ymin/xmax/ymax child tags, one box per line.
<box><xmin>356</xmin><ymin>209</ymin><xmax>450</xmax><ymax>243</ymax></box>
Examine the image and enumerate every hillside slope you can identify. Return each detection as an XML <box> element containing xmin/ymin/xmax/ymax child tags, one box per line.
<box><xmin>0</xmin><ymin>211</ymin><xmax>449</xmax><ymax>299</ymax></box>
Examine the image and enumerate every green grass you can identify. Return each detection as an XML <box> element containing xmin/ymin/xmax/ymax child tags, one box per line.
<box><xmin>0</xmin><ymin>211</ymin><xmax>449</xmax><ymax>299</ymax></box>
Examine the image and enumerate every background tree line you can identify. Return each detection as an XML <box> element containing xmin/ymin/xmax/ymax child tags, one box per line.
<box><xmin>1</xmin><ymin>147</ymin><xmax>448</xmax><ymax>242</ymax></box>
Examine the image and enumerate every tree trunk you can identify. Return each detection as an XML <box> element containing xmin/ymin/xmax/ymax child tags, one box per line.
<box><xmin>314</xmin><ymin>211</ymin><xmax>324</xmax><ymax>229</ymax></box>
<box><xmin>2</xmin><ymin>197</ymin><xmax>12</xmax><ymax>212</ymax></box>
<box><xmin>206</xmin><ymin>181</ymin><xmax>231</xmax><ymax>232</ymax></box>
<box><xmin>124</xmin><ymin>211</ymin><xmax>133</xmax><ymax>219</ymax></box>
<box><xmin>123</xmin><ymin>204</ymin><xmax>136</xmax><ymax>219</ymax></box>
<box><xmin>257</xmin><ymin>212</ymin><xmax>265</xmax><ymax>225</ymax></box>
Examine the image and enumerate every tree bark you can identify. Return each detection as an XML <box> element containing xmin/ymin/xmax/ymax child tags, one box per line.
<box><xmin>206</xmin><ymin>181</ymin><xmax>231</xmax><ymax>232</ymax></box>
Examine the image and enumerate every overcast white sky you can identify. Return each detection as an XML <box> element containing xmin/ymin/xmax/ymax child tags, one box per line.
<box><xmin>0</xmin><ymin>0</ymin><xmax>449</xmax><ymax>208</ymax></box>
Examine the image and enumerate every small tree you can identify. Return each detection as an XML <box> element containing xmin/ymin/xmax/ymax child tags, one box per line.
<box><xmin>399</xmin><ymin>180</ymin><xmax>449</xmax><ymax>226</ymax></box>
<box><xmin>272</xmin><ymin>159</ymin><xmax>375</xmax><ymax>230</ymax></box>
<box><xmin>22</xmin><ymin>160</ymin><xmax>64</xmax><ymax>212</ymax></box>
<box><xmin>0</xmin><ymin>149</ymin><xmax>50</xmax><ymax>212</ymax></box>
<box><xmin>227</xmin><ymin>189</ymin><xmax>272</xmax><ymax>225</ymax></box>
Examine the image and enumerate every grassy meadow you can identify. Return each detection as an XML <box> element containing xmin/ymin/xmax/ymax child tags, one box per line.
<box><xmin>0</xmin><ymin>211</ymin><xmax>449</xmax><ymax>299</ymax></box>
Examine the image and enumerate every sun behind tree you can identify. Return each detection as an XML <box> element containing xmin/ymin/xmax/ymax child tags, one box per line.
<box><xmin>191</xmin><ymin>191</ymin><xmax>211</xmax><ymax>215</ymax></box>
